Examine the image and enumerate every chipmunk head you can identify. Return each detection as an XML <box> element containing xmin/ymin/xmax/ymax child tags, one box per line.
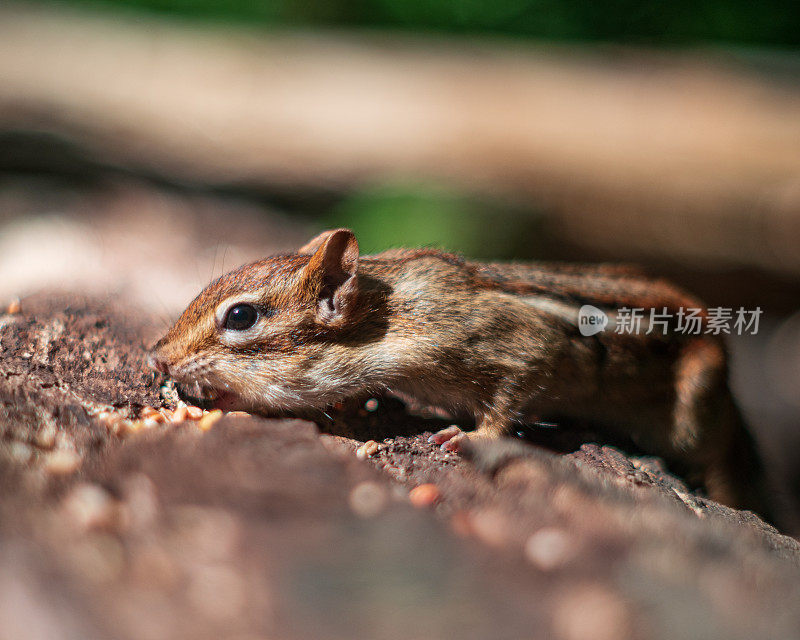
<box><xmin>150</xmin><ymin>229</ymin><xmax>362</xmax><ymax>412</ymax></box>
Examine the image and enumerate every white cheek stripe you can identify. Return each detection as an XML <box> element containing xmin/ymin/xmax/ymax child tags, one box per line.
<box><xmin>220</xmin><ymin>328</ymin><xmax>263</xmax><ymax>348</ymax></box>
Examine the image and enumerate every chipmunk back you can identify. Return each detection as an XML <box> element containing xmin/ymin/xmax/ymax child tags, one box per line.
<box><xmin>151</xmin><ymin>229</ymin><xmax>770</xmax><ymax>516</ymax></box>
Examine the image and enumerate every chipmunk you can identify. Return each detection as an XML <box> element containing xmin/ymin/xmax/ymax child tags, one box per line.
<box><xmin>151</xmin><ymin>228</ymin><xmax>771</xmax><ymax>516</ymax></box>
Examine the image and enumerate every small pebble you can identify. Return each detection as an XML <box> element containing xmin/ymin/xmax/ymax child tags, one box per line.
<box><xmin>141</xmin><ymin>407</ymin><xmax>166</xmax><ymax>423</ymax></box>
<box><xmin>198</xmin><ymin>409</ymin><xmax>223</xmax><ymax>431</ymax></box>
<box><xmin>9</xmin><ymin>441</ymin><xmax>33</xmax><ymax>463</ymax></box>
<box><xmin>187</xmin><ymin>406</ymin><xmax>204</xmax><ymax>419</ymax></box>
<box><xmin>408</xmin><ymin>483</ymin><xmax>441</xmax><ymax>508</ymax></box>
<box><xmin>552</xmin><ymin>585</ymin><xmax>633</xmax><ymax>640</ymax></box>
<box><xmin>524</xmin><ymin>528</ymin><xmax>575</xmax><ymax>571</ymax></box>
<box><xmin>355</xmin><ymin>440</ymin><xmax>380</xmax><ymax>460</ymax></box>
<box><xmin>364</xmin><ymin>398</ymin><xmax>379</xmax><ymax>412</ymax></box>
<box><xmin>6</xmin><ymin>298</ymin><xmax>21</xmax><ymax>315</ymax></box>
<box><xmin>35</xmin><ymin>424</ymin><xmax>57</xmax><ymax>449</ymax></box>
<box><xmin>44</xmin><ymin>449</ymin><xmax>82</xmax><ymax>475</ymax></box>
<box><xmin>226</xmin><ymin>411</ymin><xmax>250</xmax><ymax>418</ymax></box>
<box><xmin>97</xmin><ymin>410</ymin><xmax>119</xmax><ymax>424</ymax></box>
<box><xmin>348</xmin><ymin>481</ymin><xmax>387</xmax><ymax>518</ymax></box>
<box><xmin>450</xmin><ymin>511</ymin><xmax>473</xmax><ymax>537</ymax></box>
<box><xmin>62</xmin><ymin>483</ymin><xmax>118</xmax><ymax>531</ymax></box>
<box><xmin>467</xmin><ymin>509</ymin><xmax>510</xmax><ymax>547</ymax></box>
<box><xmin>170</xmin><ymin>405</ymin><xmax>189</xmax><ymax>422</ymax></box>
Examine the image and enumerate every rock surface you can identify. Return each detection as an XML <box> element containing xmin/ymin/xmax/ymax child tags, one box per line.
<box><xmin>1</xmin><ymin>294</ymin><xmax>799</xmax><ymax>640</ymax></box>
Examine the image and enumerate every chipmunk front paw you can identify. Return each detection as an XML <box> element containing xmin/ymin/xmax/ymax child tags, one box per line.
<box><xmin>428</xmin><ymin>425</ymin><xmax>466</xmax><ymax>451</ymax></box>
<box><xmin>429</xmin><ymin>425</ymin><xmax>497</xmax><ymax>453</ymax></box>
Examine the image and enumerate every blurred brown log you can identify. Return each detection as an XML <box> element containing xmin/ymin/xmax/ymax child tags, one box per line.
<box><xmin>1</xmin><ymin>5</ymin><xmax>800</xmax><ymax>278</ymax></box>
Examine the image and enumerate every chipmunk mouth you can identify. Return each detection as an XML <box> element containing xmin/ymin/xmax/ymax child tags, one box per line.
<box><xmin>176</xmin><ymin>380</ymin><xmax>241</xmax><ymax>411</ymax></box>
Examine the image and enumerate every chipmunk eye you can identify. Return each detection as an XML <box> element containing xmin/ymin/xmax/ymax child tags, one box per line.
<box><xmin>224</xmin><ymin>304</ymin><xmax>258</xmax><ymax>331</ymax></box>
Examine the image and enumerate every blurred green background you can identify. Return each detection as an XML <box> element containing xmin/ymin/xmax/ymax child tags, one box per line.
<box><xmin>323</xmin><ymin>182</ymin><xmax>545</xmax><ymax>257</ymax></box>
<box><xmin>46</xmin><ymin>0</ymin><xmax>800</xmax><ymax>46</ymax></box>
<box><xmin>30</xmin><ymin>0</ymin><xmax>800</xmax><ymax>257</ymax></box>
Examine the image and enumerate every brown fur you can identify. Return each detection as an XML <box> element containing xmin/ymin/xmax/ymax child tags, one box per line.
<box><xmin>152</xmin><ymin>229</ymin><xmax>770</xmax><ymax>516</ymax></box>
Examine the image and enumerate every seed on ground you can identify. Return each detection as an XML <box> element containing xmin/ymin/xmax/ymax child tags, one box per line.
<box><xmin>186</xmin><ymin>406</ymin><xmax>204</xmax><ymax>419</ymax></box>
<box><xmin>355</xmin><ymin>440</ymin><xmax>380</xmax><ymax>460</ymax></box>
<box><xmin>45</xmin><ymin>449</ymin><xmax>82</xmax><ymax>475</ymax></box>
<box><xmin>552</xmin><ymin>584</ymin><xmax>633</xmax><ymax>640</ymax></box>
<box><xmin>97</xmin><ymin>411</ymin><xmax>122</xmax><ymax>427</ymax></box>
<box><xmin>9</xmin><ymin>441</ymin><xmax>33</xmax><ymax>463</ymax></box>
<box><xmin>468</xmin><ymin>509</ymin><xmax>511</xmax><ymax>547</ymax></box>
<box><xmin>171</xmin><ymin>405</ymin><xmax>189</xmax><ymax>422</ymax></box>
<box><xmin>141</xmin><ymin>407</ymin><xmax>166</xmax><ymax>423</ymax></box>
<box><xmin>62</xmin><ymin>483</ymin><xmax>118</xmax><ymax>531</ymax></box>
<box><xmin>197</xmin><ymin>410</ymin><xmax>223</xmax><ymax>431</ymax></box>
<box><xmin>35</xmin><ymin>425</ymin><xmax>57</xmax><ymax>449</ymax></box>
<box><xmin>524</xmin><ymin>528</ymin><xmax>576</xmax><ymax>571</ymax></box>
<box><xmin>408</xmin><ymin>483</ymin><xmax>441</xmax><ymax>508</ymax></box>
<box><xmin>348</xmin><ymin>481</ymin><xmax>387</xmax><ymax>518</ymax></box>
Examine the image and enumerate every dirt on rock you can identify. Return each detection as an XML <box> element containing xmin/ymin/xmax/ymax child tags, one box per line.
<box><xmin>1</xmin><ymin>293</ymin><xmax>799</xmax><ymax>640</ymax></box>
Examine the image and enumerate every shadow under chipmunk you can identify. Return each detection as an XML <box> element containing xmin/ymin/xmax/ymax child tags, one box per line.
<box><xmin>175</xmin><ymin>378</ymin><xmax>700</xmax><ymax>494</ymax></box>
<box><xmin>173</xmin><ymin>374</ymin><xmax>636</xmax><ymax>452</ymax></box>
<box><xmin>315</xmin><ymin>394</ymin><xmax>782</xmax><ymax>527</ymax></box>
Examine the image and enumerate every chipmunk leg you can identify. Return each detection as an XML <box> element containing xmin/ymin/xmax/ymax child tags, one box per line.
<box><xmin>671</xmin><ymin>338</ymin><xmax>769</xmax><ymax>514</ymax></box>
<box><xmin>430</xmin><ymin>396</ymin><xmax>516</xmax><ymax>453</ymax></box>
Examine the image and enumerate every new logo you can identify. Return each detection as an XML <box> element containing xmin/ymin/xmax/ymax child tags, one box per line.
<box><xmin>578</xmin><ymin>305</ymin><xmax>609</xmax><ymax>336</ymax></box>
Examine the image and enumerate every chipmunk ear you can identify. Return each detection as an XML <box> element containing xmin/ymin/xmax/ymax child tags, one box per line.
<box><xmin>301</xmin><ymin>229</ymin><xmax>359</xmax><ymax>323</ymax></box>
<box><xmin>298</xmin><ymin>229</ymin><xmax>339</xmax><ymax>255</ymax></box>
